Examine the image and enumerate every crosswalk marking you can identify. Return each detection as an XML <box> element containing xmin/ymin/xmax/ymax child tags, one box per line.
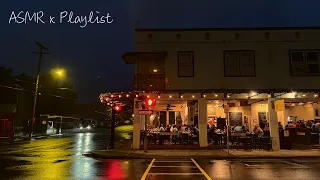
<box><xmin>148</xmin><ymin>173</ymin><xmax>203</xmax><ymax>175</ymax></box>
<box><xmin>141</xmin><ymin>158</ymin><xmax>211</xmax><ymax>179</ymax></box>
<box><xmin>152</xmin><ymin>165</ymin><xmax>197</xmax><ymax>168</ymax></box>
<box><xmin>154</xmin><ymin>160</ymin><xmax>192</xmax><ymax>162</ymax></box>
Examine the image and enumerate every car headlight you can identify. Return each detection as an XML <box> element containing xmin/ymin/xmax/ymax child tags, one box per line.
<box><xmin>87</xmin><ymin>126</ymin><xmax>91</xmax><ymax>129</ymax></box>
<box><xmin>80</xmin><ymin>126</ymin><xmax>83</xmax><ymax>129</ymax></box>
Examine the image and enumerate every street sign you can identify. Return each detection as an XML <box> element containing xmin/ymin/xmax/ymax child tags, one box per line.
<box><xmin>139</xmin><ymin>109</ymin><xmax>153</xmax><ymax>115</ymax></box>
<box><xmin>275</xmin><ymin>99</ymin><xmax>285</xmax><ymax>112</ymax></box>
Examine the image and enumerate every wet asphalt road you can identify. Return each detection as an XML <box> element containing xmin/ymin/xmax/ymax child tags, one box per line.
<box><xmin>1</xmin><ymin>131</ymin><xmax>320</xmax><ymax>180</ymax></box>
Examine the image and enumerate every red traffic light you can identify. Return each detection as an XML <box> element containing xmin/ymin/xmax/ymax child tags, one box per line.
<box><xmin>146</xmin><ymin>98</ymin><xmax>156</xmax><ymax>106</ymax></box>
<box><xmin>114</xmin><ymin>105</ymin><xmax>121</xmax><ymax>112</ymax></box>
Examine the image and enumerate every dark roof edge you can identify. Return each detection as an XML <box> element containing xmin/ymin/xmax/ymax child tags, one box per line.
<box><xmin>136</xmin><ymin>27</ymin><xmax>320</xmax><ymax>32</ymax></box>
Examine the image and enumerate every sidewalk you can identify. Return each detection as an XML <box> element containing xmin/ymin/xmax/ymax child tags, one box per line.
<box><xmin>90</xmin><ymin>149</ymin><xmax>320</xmax><ymax>159</ymax></box>
<box><xmin>0</xmin><ymin>133</ymin><xmax>54</xmax><ymax>146</ymax></box>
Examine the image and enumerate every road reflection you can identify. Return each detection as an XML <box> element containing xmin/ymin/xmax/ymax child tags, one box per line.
<box><xmin>72</xmin><ymin>132</ymin><xmax>148</xmax><ymax>180</ymax></box>
<box><xmin>0</xmin><ymin>132</ymin><xmax>149</xmax><ymax>180</ymax></box>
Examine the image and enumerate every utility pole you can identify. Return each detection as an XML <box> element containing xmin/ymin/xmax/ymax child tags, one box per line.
<box><xmin>30</xmin><ymin>41</ymin><xmax>49</xmax><ymax>138</ymax></box>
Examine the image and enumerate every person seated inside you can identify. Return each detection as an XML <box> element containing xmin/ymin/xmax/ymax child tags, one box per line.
<box><xmin>209</xmin><ymin>125</ymin><xmax>216</xmax><ymax>133</ymax></box>
<box><xmin>159</xmin><ymin>124</ymin><xmax>165</xmax><ymax>132</ymax></box>
<box><xmin>300</xmin><ymin>121</ymin><xmax>306</xmax><ymax>128</ymax></box>
<box><xmin>242</xmin><ymin>125</ymin><xmax>248</xmax><ymax>133</ymax></box>
<box><xmin>165</xmin><ymin>125</ymin><xmax>171</xmax><ymax>132</ymax></box>
<box><xmin>233</xmin><ymin>124</ymin><xmax>243</xmax><ymax>132</ymax></box>
<box><xmin>278</xmin><ymin>122</ymin><xmax>284</xmax><ymax>130</ymax></box>
<box><xmin>253</xmin><ymin>124</ymin><xmax>264</xmax><ymax>137</ymax></box>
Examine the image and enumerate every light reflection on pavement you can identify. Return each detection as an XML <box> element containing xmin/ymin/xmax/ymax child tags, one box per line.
<box><xmin>2</xmin><ymin>132</ymin><xmax>320</xmax><ymax>180</ymax></box>
<box><xmin>0</xmin><ymin>131</ymin><xmax>149</xmax><ymax>180</ymax></box>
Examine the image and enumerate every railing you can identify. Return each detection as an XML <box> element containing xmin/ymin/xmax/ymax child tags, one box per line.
<box><xmin>134</xmin><ymin>74</ymin><xmax>166</xmax><ymax>91</ymax></box>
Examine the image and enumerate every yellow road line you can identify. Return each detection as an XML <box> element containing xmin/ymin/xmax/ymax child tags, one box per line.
<box><xmin>191</xmin><ymin>159</ymin><xmax>212</xmax><ymax>180</ymax></box>
<box><xmin>141</xmin><ymin>158</ymin><xmax>155</xmax><ymax>180</ymax></box>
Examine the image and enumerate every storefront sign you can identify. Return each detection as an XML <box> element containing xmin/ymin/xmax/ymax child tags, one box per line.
<box><xmin>297</xmin><ymin>132</ymin><xmax>306</xmax><ymax>136</ymax></box>
<box><xmin>275</xmin><ymin>99</ymin><xmax>285</xmax><ymax>112</ymax></box>
<box><xmin>284</xmin><ymin>130</ymin><xmax>289</xmax><ymax>137</ymax></box>
<box><xmin>229</xmin><ymin>112</ymin><xmax>242</xmax><ymax>126</ymax></box>
<box><xmin>139</xmin><ymin>109</ymin><xmax>153</xmax><ymax>115</ymax></box>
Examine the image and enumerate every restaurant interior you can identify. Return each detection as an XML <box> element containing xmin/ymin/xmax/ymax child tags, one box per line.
<box><xmin>139</xmin><ymin>92</ymin><xmax>320</xmax><ymax>149</ymax></box>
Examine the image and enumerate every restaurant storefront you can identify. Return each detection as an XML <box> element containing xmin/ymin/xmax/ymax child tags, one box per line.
<box><xmin>130</xmin><ymin>91</ymin><xmax>320</xmax><ymax>150</ymax></box>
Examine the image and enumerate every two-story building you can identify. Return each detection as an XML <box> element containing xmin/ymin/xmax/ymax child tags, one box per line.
<box><xmin>122</xmin><ymin>27</ymin><xmax>320</xmax><ymax>150</ymax></box>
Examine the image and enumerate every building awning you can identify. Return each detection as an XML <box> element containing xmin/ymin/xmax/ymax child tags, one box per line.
<box><xmin>122</xmin><ymin>52</ymin><xmax>167</xmax><ymax>64</ymax></box>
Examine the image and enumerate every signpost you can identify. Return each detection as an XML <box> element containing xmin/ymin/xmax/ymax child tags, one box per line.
<box><xmin>223</xmin><ymin>104</ymin><xmax>230</xmax><ymax>154</ymax></box>
<box><xmin>139</xmin><ymin>110</ymin><xmax>153</xmax><ymax>115</ymax></box>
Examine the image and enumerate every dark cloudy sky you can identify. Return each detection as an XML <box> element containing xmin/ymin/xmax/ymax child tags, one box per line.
<box><xmin>0</xmin><ymin>0</ymin><xmax>319</xmax><ymax>103</ymax></box>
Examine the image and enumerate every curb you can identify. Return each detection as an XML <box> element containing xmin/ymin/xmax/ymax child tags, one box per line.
<box><xmin>89</xmin><ymin>152</ymin><xmax>320</xmax><ymax>160</ymax></box>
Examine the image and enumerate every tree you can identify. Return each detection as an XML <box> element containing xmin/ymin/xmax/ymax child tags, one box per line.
<box><xmin>36</xmin><ymin>72</ymin><xmax>77</xmax><ymax>116</ymax></box>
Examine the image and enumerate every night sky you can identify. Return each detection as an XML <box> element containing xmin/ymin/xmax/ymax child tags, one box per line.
<box><xmin>0</xmin><ymin>0</ymin><xmax>319</xmax><ymax>103</ymax></box>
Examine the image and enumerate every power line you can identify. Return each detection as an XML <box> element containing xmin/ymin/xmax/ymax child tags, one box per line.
<box><xmin>0</xmin><ymin>84</ymin><xmax>75</xmax><ymax>100</ymax></box>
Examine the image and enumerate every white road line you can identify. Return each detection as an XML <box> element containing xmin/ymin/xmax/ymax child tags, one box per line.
<box><xmin>141</xmin><ymin>158</ymin><xmax>155</xmax><ymax>180</ymax></box>
<box><xmin>148</xmin><ymin>173</ymin><xmax>203</xmax><ymax>175</ymax></box>
<box><xmin>191</xmin><ymin>159</ymin><xmax>212</xmax><ymax>180</ymax></box>
<box><xmin>152</xmin><ymin>166</ymin><xmax>198</xmax><ymax>168</ymax></box>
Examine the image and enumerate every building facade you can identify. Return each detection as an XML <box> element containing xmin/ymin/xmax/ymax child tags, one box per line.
<box><xmin>122</xmin><ymin>27</ymin><xmax>320</xmax><ymax>150</ymax></box>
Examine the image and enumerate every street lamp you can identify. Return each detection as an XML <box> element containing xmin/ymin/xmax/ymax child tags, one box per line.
<box><xmin>51</xmin><ymin>68</ymin><xmax>66</xmax><ymax>79</ymax></box>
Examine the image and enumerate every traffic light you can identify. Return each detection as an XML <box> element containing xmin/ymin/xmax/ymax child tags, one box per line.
<box><xmin>146</xmin><ymin>97</ymin><xmax>156</xmax><ymax>106</ymax></box>
<box><xmin>114</xmin><ymin>105</ymin><xmax>121</xmax><ymax>112</ymax></box>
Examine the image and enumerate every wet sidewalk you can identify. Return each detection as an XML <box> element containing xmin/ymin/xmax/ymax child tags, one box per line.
<box><xmin>90</xmin><ymin>149</ymin><xmax>320</xmax><ymax>159</ymax></box>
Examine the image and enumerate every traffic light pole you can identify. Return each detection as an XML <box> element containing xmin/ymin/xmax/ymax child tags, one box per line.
<box><xmin>110</xmin><ymin>105</ymin><xmax>115</xmax><ymax>149</ymax></box>
<box><xmin>144</xmin><ymin>114</ymin><xmax>148</xmax><ymax>152</ymax></box>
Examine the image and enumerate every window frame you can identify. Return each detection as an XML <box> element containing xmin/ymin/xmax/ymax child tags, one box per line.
<box><xmin>177</xmin><ymin>51</ymin><xmax>194</xmax><ymax>77</ymax></box>
<box><xmin>289</xmin><ymin>49</ymin><xmax>320</xmax><ymax>76</ymax></box>
<box><xmin>223</xmin><ymin>50</ymin><xmax>256</xmax><ymax>77</ymax></box>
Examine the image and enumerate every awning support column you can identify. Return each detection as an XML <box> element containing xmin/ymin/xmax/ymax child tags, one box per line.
<box><xmin>198</xmin><ymin>98</ymin><xmax>208</xmax><ymax>147</ymax></box>
<box><xmin>268</xmin><ymin>93</ymin><xmax>280</xmax><ymax>151</ymax></box>
<box><xmin>133</xmin><ymin>98</ymin><xmax>141</xmax><ymax>149</ymax></box>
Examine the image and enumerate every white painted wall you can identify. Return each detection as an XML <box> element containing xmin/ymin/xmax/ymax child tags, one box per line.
<box><xmin>287</xmin><ymin>104</ymin><xmax>315</xmax><ymax>121</ymax></box>
<box><xmin>251</xmin><ymin>102</ymin><xmax>268</xmax><ymax>125</ymax></box>
<box><xmin>136</xmin><ymin>29</ymin><xmax>320</xmax><ymax>90</ymax></box>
